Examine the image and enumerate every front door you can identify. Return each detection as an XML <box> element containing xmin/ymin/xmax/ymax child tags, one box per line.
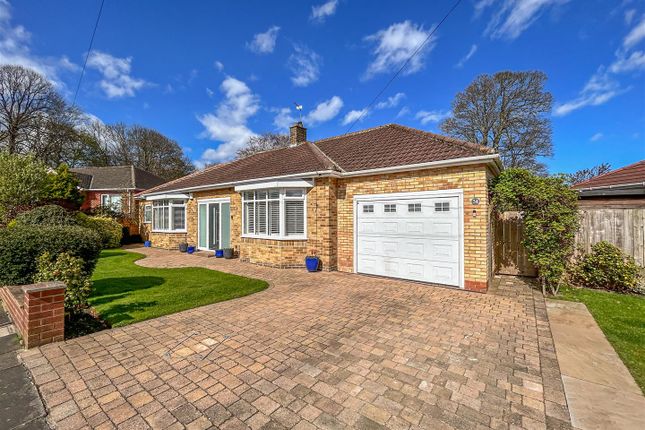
<box><xmin>198</xmin><ymin>201</ymin><xmax>231</xmax><ymax>250</ymax></box>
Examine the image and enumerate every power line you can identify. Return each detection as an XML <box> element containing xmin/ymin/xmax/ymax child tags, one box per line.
<box><xmin>344</xmin><ymin>0</ymin><xmax>463</xmax><ymax>134</ymax></box>
<box><xmin>72</xmin><ymin>0</ymin><xmax>106</xmax><ymax>107</ymax></box>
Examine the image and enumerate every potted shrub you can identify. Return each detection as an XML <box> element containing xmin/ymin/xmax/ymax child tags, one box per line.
<box><xmin>178</xmin><ymin>242</ymin><xmax>188</xmax><ymax>252</ymax></box>
<box><xmin>223</xmin><ymin>248</ymin><xmax>234</xmax><ymax>259</ymax></box>
<box><xmin>305</xmin><ymin>250</ymin><xmax>320</xmax><ymax>272</ymax></box>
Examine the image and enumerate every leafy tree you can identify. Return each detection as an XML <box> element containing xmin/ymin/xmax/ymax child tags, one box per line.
<box><xmin>564</xmin><ymin>163</ymin><xmax>611</xmax><ymax>185</ymax></box>
<box><xmin>236</xmin><ymin>133</ymin><xmax>291</xmax><ymax>159</ymax></box>
<box><xmin>46</xmin><ymin>163</ymin><xmax>84</xmax><ymax>205</ymax></box>
<box><xmin>441</xmin><ymin>71</ymin><xmax>553</xmax><ymax>174</ymax></box>
<box><xmin>492</xmin><ymin>168</ymin><xmax>580</xmax><ymax>295</ymax></box>
<box><xmin>0</xmin><ymin>152</ymin><xmax>49</xmax><ymax>224</ymax></box>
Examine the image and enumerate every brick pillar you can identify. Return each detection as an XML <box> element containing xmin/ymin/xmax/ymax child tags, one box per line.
<box><xmin>22</xmin><ymin>282</ymin><xmax>66</xmax><ymax>349</ymax></box>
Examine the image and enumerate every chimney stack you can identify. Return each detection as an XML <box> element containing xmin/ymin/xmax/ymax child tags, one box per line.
<box><xmin>289</xmin><ymin>121</ymin><xmax>307</xmax><ymax>145</ymax></box>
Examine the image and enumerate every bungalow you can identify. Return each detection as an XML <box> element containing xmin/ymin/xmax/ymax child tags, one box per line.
<box><xmin>137</xmin><ymin>123</ymin><xmax>502</xmax><ymax>292</ymax></box>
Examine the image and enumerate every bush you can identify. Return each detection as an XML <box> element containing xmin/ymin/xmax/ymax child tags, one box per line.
<box><xmin>572</xmin><ymin>241</ymin><xmax>643</xmax><ymax>294</ymax></box>
<box><xmin>34</xmin><ymin>252</ymin><xmax>93</xmax><ymax>315</ymax></box>
<box><xmin>13</xmin><ymin>205</ymin><xmax>77</xmax><ymax>227</ymax></box>
<box><xmin>0</xmin><ymin>153</ymin><xmax>50</xmax><ymax>224</ymax></box>
<box><xmin>76</xmin><ymin>213</ymin><xmax>122</xmax><ymax>249</ymax></box>
<box><xmin>45</xmin><ymin>163</ymin><xmax>84</xmax><ymax>206</ymax></box>
<box><xmin>0</xmin><ymin>225</ymin><xmax>102</xmax><ymax>285</ymax></box>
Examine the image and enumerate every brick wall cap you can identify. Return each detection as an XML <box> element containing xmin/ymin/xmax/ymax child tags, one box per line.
<box><xmin>22</xmin><ymin>281</ymin><xmax>66</xmax><ymax>293</ymax></box>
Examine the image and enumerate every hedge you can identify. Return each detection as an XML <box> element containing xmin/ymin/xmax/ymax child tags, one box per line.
<box><xmin>76</xmin><ymin>213</ymin><xmax>122</xmax><ymax>249</ymax></box>
<box><xmin>13</xmin><ymin>204</ymin><xmax>77</xmax><ymax>227</ymax></box>
<box><xmin>0</xmin><ymin>225</ymin><xmax>102</xmax><ymax>285</ymax></box>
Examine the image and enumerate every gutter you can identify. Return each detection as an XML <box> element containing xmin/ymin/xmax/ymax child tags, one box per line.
<box><xmin>574</xmin><ymin>181</ymin><xmax>645</xmax><ymax>192</ymax></box>
<box><xmin>138</xmin><ymin>154</ymin><xmax>501</xmax><ymax>198</ymax></box>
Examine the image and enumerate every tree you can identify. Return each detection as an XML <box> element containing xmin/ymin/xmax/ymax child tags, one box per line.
<box><xmin>564</xmin><ymin>163</ymin><xmax>611</xmax><ymax>185</ymax></box>
<box><xmin>441</xmin><ymin>71</ymin><xmax>553</xmax><ymax>174</ymax></box>
<box><xmin>45</xmin><ymin>163</ymin><xmax>84</xmax><ymax>206</ymax></box>
<box><xmin>492</xmin><ymin>169</ymin><xmax>580</xmax><ymax>295</ymax></box>
<box><xmin>236</xmin><ymin>133</ymin><xmax>291</xmax><ymax>159</ymax></box>
<box><xmin>0</xmin><ymin>152</ymin><xmax>50</xmax><ymax>224</ymax></box>
<box><xmin>0</xmin><ymin>65</ymin><xmax>61</xmax><ymax>154</ymax></box>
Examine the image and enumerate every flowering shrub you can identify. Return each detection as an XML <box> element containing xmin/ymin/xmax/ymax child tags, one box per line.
<box><xmin>34</xmin><ymin>252</ymin><xmax>93</xmax><ymax>314</ymax></box>
<box><xmin>572</xmin><ymin>241</ymin><xmax>643</xmax><ymax>294</ymax></box>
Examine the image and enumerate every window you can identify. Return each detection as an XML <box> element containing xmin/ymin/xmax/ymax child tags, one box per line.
<box><xmin>384</xmin><ymin>204</ymin><xmax>396</xmax><ymax>213</ymax></box>
<box><xmin>152</xmin><ymin>199</ymin><xmax>186</xmax><ymax>231</ymax></box>
<box><xmin>408</xmin><ymin>203</ymin><xmax>422</xmax><ymax>213</ymax></box>
<box><xmin>435</xmin><ymin>201</ymin><xmax>450</xmax><ymax>212</ymax></box>
<box><xmin>362</xmin><ymin>204</ymin><xmax>374</xmax><ymax>213</ymax></box>
<box><xmin>242</xmin><ymin>189</ymin><xmax>306</xmax><ymax>239</ymax></box>
<box><xmin>101</xmin><ymin>194</ymin><xmax>122</xmax><ymax>211</ymax></box>
<box><xmin>143</xmin><ymin>205</ymin><xmax>152</xmax><ymax>223</ymax></box>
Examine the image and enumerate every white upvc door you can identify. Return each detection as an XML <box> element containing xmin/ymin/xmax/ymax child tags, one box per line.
<box><xmin>197</xmin><ymin>199</ymin><xmax>231</xmax><ymax>251</ymax></box>
<box><xmin>355</xmin><ymin>190</ymin><xmax>463</xmax><ymax>288</ymax></box>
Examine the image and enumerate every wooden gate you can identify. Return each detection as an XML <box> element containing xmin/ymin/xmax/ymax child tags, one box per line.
<box><xmin>494</xmin><ymin>212</ymin><xmax>537</xmax><ymax>276</ymax></box>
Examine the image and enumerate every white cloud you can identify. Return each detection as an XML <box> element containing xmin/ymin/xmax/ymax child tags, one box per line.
<box><xmin>363</xmin><ymin>21</ymin><xmax>434</xmax><ymax>80</ymax></box>
<box><xmin>455</xmin><ymin>44</ymin><xmax>478</xmax><ymax>68</ymax></box>
<box><xmin>206</xmin><ymin>87</ymin><xmax>214</xmax><ymax>97</ymax></box>
<box><xmin>590</xmin><ymin>132</ymin><xmax>603</xmax><ymax>142</ymax></box>
<box><xmin>87</xmin><ymin>51</ymin><xmax>148</xmax><ymax>98</ymax></box>
<box><xmin>214</xmin><ymin>60</ymin><xmax>224</xmax><ymax>71</ymax></box>
<box><xmin>375</xmin><ymin>92</ymin><xmax>406</xmax><ymax>109</ymax></box>
<box><xmin>609</xmin><ymin>50</ymin><xmax>645</xmax><ymax>73</ymax></box>
<box><xmin>397</xmin><ymin>106</ymin><xmax>410</xmax><ymax>118</ymax></box>
<box><xmin>310</xmin><ymin>0</ymin><xmax>338</xmax><ymax>23</ymax></box>
<box><xmin>625</xmin><ymin>9</ymin><xmax>636</xmax><ymax>26</ymax></box>
<box><xmin>272</xmin><ymin>96</ymin><xmax>344</xmax><ymax>129</ymax></box>
<box><xmin>477</xmin><ymin>0</ymin><xmax>570</xmax><ymax>40</ymax></box>
<box><xmin>415</xmin><ymin>110</ymin><xmax>450</xmax><ymax>125</ymax></box>
<box><xmin>0</xmin><ymin>0</ymin><xmax>76</xmax><ymax>87</ymax></box>
<box><xmin>341</xmin><ymin>109</ymin><xmax>369</xmax><ymax>126</ymax></box>
<box><xmin>197</xmin><ymin>76</ymin><xmax>260</xmax><ymax>163</ymax></box>
<box><xmin>288</xmin><ymin>44</ymin><xmax>322</xmax><ymax>87</ymax></box>
<box><xmin>623</xmin><ymin>14</ymin><xmax>645</xmax><ymax>49</ymax></box>
<box><xmin>247</xmin><ymin>26</ymin><xmax>280</xmax><ymax>54</ymax></box>
<box><xmin>553</xmin><ymin>69</ymin><xmax>627</xmax><ymax>116</ymax></box>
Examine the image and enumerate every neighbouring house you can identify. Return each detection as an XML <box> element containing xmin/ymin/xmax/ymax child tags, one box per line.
<box><xmin>572</xmin><ymin>159</ymin><xmax>645</xmax><ymax>266</ymax></box>
<box><xmin>72</xmin><ymin>165</ymin><xmax>166</xmax><ymax>234</ymax></box>
<box><xmin>137</xmin><ymin>123</ymin><xmax>502</xmax><ymax>292</ymax></box>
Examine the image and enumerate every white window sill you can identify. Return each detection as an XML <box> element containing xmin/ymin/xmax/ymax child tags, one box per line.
<box><xmin>152</xmin><ymin>229</ymin><xmax>187</xmax><ymax>233</ymax></box>
<box><xmin>241</xmin><ymin>234</ymin><xmax>307</xmax><ymax>241</ymax></box>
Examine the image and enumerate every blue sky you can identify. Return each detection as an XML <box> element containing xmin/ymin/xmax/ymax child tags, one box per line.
<box><xmin>3</xmin><ymin>0</ymin><xmax>644</xmax><ymax>172</ymax></box>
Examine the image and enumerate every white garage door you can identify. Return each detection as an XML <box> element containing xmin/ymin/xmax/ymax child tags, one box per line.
<box><xmin>355</xmin><ymin>191</ymin><xmax>462</xmax><ymax>287</ymax></box>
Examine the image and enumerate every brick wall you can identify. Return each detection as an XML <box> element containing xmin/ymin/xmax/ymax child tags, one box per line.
<box><xmin>0</xmin><ymin>282</ymin><xmax>66</xmax><ymax>349</ymax></box>
<box><xmin>335</xmin><ymin>164</ymin><xmax>494</xmax><ymax>292</ymax></box>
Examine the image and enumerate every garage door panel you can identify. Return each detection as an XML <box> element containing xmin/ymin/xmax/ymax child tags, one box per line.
<box><xmin>356</xmin><ymin>194</ymin><xmax>462</xmax><ymax>287</ymax></box>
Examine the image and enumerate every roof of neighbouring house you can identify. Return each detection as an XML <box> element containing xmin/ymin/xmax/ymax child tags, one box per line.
<box><xmin>70</xmin><ymin>165</ymin><xmax>166</xmax><ymax>191</ymax></box>
<box><xmin>572</xmin><ymin>160</ymin><xmax>645</xmax><ymax>192</ymax></box>
<box><xmin>139</xmin><ymin>124</ymin><xmax>498</xmax><ymax>196</ymax></box>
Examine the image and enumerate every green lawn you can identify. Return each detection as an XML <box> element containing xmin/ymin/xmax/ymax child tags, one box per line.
<box><xmin>554</xmin><ymin>286</ymin><xmax>645</xmax><ymax>393</ymax></box>
<box><xmin>90</xmin><ymin>249</ymin><xmax>268</xmax><ymax>327</ymax></box>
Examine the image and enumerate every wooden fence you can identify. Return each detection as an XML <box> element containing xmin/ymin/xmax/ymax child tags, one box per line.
<box><xmin>494</xmin><ymin>208</ymin><xmax>645</xmax><ymax>276</ymax></box>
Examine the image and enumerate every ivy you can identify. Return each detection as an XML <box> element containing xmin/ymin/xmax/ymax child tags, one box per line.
<box><xmin>492</xmin><ymin>168</ymin><xmax>580</xmax><ymax>295</ymax></box>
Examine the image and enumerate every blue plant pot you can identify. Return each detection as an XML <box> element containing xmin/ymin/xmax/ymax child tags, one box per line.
<box><xmin>187</xmin><ymin>246</ymin><xmax>195</xmax><ymax>254</ymax></box>
<box><xmin>144</xmin><ymin>240</ymin><xmax>151</xmax><ymax>247</ymax></box>
<box><xmin>305</xmin><ymin>256</ymin><xmax>320</xmax><ymax>272</ymax></box>
<box><xmin>215</xmin><ymin>249</ymin><xmax>224</xmax><ymax>258</ymax></box>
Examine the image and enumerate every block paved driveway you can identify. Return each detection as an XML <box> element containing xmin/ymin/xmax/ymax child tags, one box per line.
<box><xmin>21</xmin><ymin>247</ymin><xmax>572</xmax><ymax>429</ymax></box>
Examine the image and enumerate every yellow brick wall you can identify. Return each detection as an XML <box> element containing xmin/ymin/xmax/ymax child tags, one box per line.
<box><xmin>335</xmin><ymin>164</ymin><xmax>493</xmax><ymax>291</ymax></box>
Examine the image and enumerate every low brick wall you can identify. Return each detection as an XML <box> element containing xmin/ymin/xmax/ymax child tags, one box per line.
<box><xmin>0</xmin><ymin>281</ymin><xmax>66</xmax><ymax>349</ymax></box>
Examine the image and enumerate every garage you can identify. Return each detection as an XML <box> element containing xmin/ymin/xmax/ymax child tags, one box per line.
<box><xmin>354</xmin><ymin>190</ymin><xmax>463</xmax><ymax>288</ymax></box>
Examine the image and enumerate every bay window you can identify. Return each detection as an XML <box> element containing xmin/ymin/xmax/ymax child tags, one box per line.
<box><xmin>242</xmin><ymin>189</ymin><xmax>306</xmax><ymax>239</ymax></box>
<box><xmin>152</xmin><ymin>199</ymin><xmax>186</xmax><ymax>232</ymax></box>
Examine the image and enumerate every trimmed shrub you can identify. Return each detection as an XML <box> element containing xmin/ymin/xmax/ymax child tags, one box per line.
<box><xmin>0</xmin><ymin>225</ymin><xmax>102</xmax><ymax>285</ymax></box>
<box><xmin>572</xmin><ymin>241</ymin><xmax>643</xmax><ymax>294</ymax></box>
<box><xmin>76</xmin><ymin>213</ymin><xmax>122</xmax><ymax>249</ymax></box>
<box><xmin>34</xmin><ymin>252</ymin><xmax>93</xmax><ymax>315</ymax></box>
<box><xmin>13</xmin><ymin>204</ymin><xmax>76</xmax><ymax>227</ymax></box>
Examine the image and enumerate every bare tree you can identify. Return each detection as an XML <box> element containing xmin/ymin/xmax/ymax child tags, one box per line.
<box><xmin>236</xmin><ymin>133</ymin><xmax>291</xmax><ymax>159</ymax></box>
<box><xmin>0</xmin><ymin>65</ymin><xmax>61</xmax><ymax>154</ymax></box>
<box><xmin>564</xmin><ymin>163</ymin><xmax>612</xmax><ymax>185</ymax></box>
<box><xmin>441</xmin><ymin>71</ymin><xmax>553</xmax><ymax>174</ymax></box>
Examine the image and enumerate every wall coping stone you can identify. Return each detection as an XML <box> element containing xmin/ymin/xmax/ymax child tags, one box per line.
<box><xmin>21</xmin><ymin>281</ymin><xmax>66</xmax><ymax>293</ymax></box>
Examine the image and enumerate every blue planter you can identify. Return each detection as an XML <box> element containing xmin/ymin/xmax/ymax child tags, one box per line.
<box><xmin>215</xmin><ymin>249</ymin><xmax>224</xmax><ymax>258</ymax></box>
<box><xmin>144</xmin><ymin>240</ymin><xmax>151</xmax><ymax>247</ymax></box>
<box><xmin>187</xmin><ymin>246</ymin><xmax>195</xmax><ymax>254</ymax></box>
<box><xmin>305</xmin><ymin>256</ymin><xmax>320</xmax><ymax>272</ymax></box>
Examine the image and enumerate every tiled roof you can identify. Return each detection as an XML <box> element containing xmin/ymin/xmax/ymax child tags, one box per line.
<box><xmin>140</xmin><ymin>124</ymin><xmax>496</xmax><ymax>195</ymax></box>
<box><xmin>572</xmin><ymin>160</ymin><xmax>645</xmax><ymax>190</ymax></box>
<box><xmin>70</xmin><ymin>166</ymin><xmax>166</xmax><ymax>190</ymax></box>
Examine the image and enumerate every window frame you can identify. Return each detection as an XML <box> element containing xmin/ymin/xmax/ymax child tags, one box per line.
<box><xmin>101</xmin><ymin>193</ymin><xmax>122</xmax><ymax>211</ymax></box>
<box><xmin>143</xmin><ymin>204</ymin><xmax>152</xmax><ymax>224</ymax></box>
<box><xmin>241</xmin><ymin>188</ymin><xmax>307</xmax><ymax>240</ymax></box>
<box><xmin>151</xmin><ymin>199</ymin><xmax>187</xmax><ymax>233</ymax></box>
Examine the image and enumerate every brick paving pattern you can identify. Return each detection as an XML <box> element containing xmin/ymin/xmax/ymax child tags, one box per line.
<box><xmin>20</xmin><ymin>247</ymin><xmax>571</xmax><ymax>429</ymax></box>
